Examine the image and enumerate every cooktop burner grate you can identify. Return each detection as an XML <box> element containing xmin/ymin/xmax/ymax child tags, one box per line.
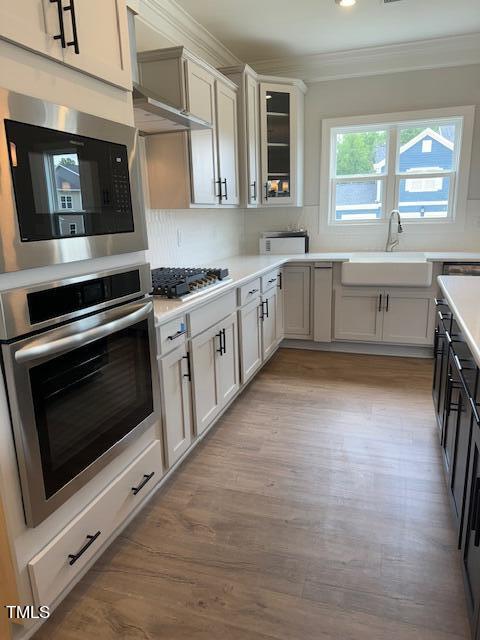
<box><xmin>151</xmin><ymin>267</ymin><xmax>230</xmax><ymax>299</ymax></box>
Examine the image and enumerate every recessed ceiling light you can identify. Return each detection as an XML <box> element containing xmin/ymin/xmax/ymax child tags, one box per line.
<box><xmin>335</xmin><ymin>0</ymin><xmax>356</xmax><ymax>6</ymax></box>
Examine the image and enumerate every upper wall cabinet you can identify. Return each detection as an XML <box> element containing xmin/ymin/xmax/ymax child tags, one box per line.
<box><xmin>0</xmin><ymin>0</ymin><xmax>132</xmax><ymax>89</ymax></box>
<box><xmin>221</xmin><ymin>64</ymin><xmax>306</xmax><ymax>208</ymax></box>
<box><xmin>140</xmin><ymin>47</ymin><xmax>239</xmax><ymax>209</ymax></box>
<box><xmin>259</xmin><ymin>81</ymin><xmax>305</xmax><ymax>207</ymax></box>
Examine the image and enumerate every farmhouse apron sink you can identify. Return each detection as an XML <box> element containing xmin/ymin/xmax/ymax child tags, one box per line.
<box><xmin>341</xmin><ymin>252</ymin><xmax>433</xmax><ymax>287</ymax></box>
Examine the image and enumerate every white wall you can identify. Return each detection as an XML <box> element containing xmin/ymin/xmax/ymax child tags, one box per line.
<box><xmin>245</xmin><ymin>64</ymin><xmax>480</xmax><ymax>253</ymax></box>
<box><xmin>145</xmin><ymin>208</ymin><xmax>245</xmax><ymax>267</ymax></box>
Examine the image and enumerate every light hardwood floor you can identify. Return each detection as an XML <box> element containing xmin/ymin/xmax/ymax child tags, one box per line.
<box><xmin>34</xmin><ymin>349</ymin><xmax>470</xmax><ymax>640</ymax></box>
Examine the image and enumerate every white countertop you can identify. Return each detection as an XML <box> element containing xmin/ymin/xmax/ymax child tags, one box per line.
<box><xmin>438</xmin><ymin>275</ymin><xmax>480</xmax><ymax>368</ymax></box>
<box><xmin>153</xmin><ymin>252</ymin><xmax>480</xmax><ymax>325</ymax></box>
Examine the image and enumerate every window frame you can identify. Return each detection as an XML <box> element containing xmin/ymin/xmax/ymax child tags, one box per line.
<box><xmin>320</xmin><ymin>106</ymin><xmax>475</xmax><ymax>228</ymax></box>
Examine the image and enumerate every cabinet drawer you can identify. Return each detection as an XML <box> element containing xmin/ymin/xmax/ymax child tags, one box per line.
<box><xmin>261</xmin><ymin>269</ymin><xmax>279</xmax><ymax>292</ymax></box>
<box><xmin>28</xmin><ymin>440</ymin><xmax>162</xmax><ymax>607</ymax></box>
<box><xmin>238</xmin><ymin>278</ymin><xmax>261</xmax><ymax>307</ymax></box>
<box><xmin>188</xmin><ymin>290</ymin><xmax>236</xmax><ymax>337</ymax></box>
<box><xmin>157</xmin><ymin>316</ymin><xmax>187</xmax><ymax>356</ymax></box>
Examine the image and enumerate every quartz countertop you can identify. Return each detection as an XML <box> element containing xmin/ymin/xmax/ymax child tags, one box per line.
<box><xmin>438</xmin><ymin>275</ymin><xmax>480</xmax><ymax>368</ymax></box>
<box><xmin>153</xmin><ymin>252</ymin><xmax>480</xmax><ymax>325</ymax></box>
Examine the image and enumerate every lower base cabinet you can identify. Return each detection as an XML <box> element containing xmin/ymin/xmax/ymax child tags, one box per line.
<box><xmin>283</xmin><ymin>265</ymin><xmax>311</xmax><ymax>338</ymax></box>
<box><xmin>239</xmin><ymin>297</ymin><xmax>262</xmax><ymax>383</ymax></box>
<box><xmin>158</xmin><ymin>345</ymin><xmax>193</xmax><ymax>469</ymax></box>
<box><xmin>191</xmin><ymin>312</ymin><xmax>239</xmax><ymax>435</ymax></box>
<box><xmin>462</xmin><ymin>423</ymin><xmax>480</xmax><ymax>632</ymax></box>
<box><xmin>262</xmin><ymin>286</ymin><xmax>277</xmax><ymax>359</ymax></box>
<box><xmin>334</xmin><ymin>286</ymin><xmax>435</xmax><ymax>345</ymax></box>
<box><xmin>276</xmin><ymin>268</ymin><xmax>285</xmax><ymax>344</ymax></box>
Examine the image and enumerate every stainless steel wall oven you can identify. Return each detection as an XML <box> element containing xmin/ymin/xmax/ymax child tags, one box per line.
<box><xmin>0</xmin><ymin>264</ymin><xmax>159</xmax><ymax>527</ymax></box>
<box><xmin>0</xmin><ymin>88</ymin><xmax>147</xmax><ymax>272</ymax></box>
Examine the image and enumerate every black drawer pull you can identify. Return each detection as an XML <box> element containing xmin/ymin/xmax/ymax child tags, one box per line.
<box><xmin>248</xmin><ymin>288</ymin><xmax>259</xmax><ymax>295</ymax></box>
<box><xmin>68</xmin><ymin>531</ymin><xmax>101</xmax><ymax>566</ymax></box>
<box><xmin>50</xmin><ymin>0</ymin><xmax>66</xmax><ymax>48</ymax></box>
<box><xmin>221</xmin><ymin>178</ymin><xmax>228</xmax><ymax>200</ymax></box>
<box><xmin>268</xmin><ymin>278</ymin><xmax>277</xmax><ymax>284</ymax></box>
<box><xmin>132</xmin><ymin>472</ymin><xmax>155</xmax><ymax>496</ymax></box>
<box><xmin>63</xmin><ymin>0</ymin><xmax>79</xmax><ymax>54</ymax></box>
<box><xmin>167</xmin><ymin>329</ymin><xmax>186</xmax><ymax>341</ymax></box>
<box><xmin>182</xmin><ymin>352</ymin><xmax>191</xmax><ymax>381</ymax></box>
<box><xmin>278</xmin><ymin>272</ymin><xmax>282</xmax><ymax>290</ymax></box>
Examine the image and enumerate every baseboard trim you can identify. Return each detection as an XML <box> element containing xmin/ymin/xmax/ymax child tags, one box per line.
<box><xmin>281</xmin><ymin>339</ymin><xmax>433</xmax><ymax>359</ymax></box>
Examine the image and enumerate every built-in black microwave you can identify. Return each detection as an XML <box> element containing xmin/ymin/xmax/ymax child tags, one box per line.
<box><xmin>0</xmin><ymin>88</ymin><xmax>148</xmax><ymax>273</ymax></box>
<box><xmin>5</xmin><ymin>119</ymin><xmax>135</xmax><ymax>241</ymax></box>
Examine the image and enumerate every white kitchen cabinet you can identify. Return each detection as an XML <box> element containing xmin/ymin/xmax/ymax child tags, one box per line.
<box><xmin>217</xmin><ymin>312</ymin><xmax>240</xmax><ymax>403</ymax></box>
<box><xmin>334</xmin><ymin>286</ymin><xmax>435</xmax><ymax>345</ymax></box>
<box><xmin>283</xmin><ymin>265</ymin><xmax>311</xmax><ymax>338</ymax></box>
<box><xmin>259</xmin><ymin>81</ymin><xmax>305</xmax><ymax>207</ymax></box>
<box><xmin>0</xmin><ymin>0</ymin><xmax>131</xmax><ymax>89</ymax></box>
<box><xmin>381</xmin><ymin>289</ymin><xmax>435</xmax><ymax>345</ymax></box>
<box><xmin>0</xmin><ymin>0</ymin><xmax>63</xmax><ymax>61</ymax></box>
<box><xmin>215</xmin><ymin>80</ymin><xmax>240</xmax><ymax>205</ymax></box>
<box><xmin>190</xmin><ymin>323</ymin><xmax>222</xmax><ymax>435</ymax></box>
<box><xmin>186</xmin><ymin>59</ymin><xmax>218</xmax><ymax>206</ymax></box>
<box><xmin>239</xmin><ymin>298</ymin><xmax>262</xmax><ymax>383</ymax></box>
<box><xmin>62</xmin><ymin>0</ymin><xmax>131</xmax><ymax>90</ymax></box>
<box><xmin>334</xmin><ymin>288</ymin><xmax>383</xmax><ymax>342</ymax></box>
<box><xmin>220</xmin><ymin>65</ymin><xmax>260</xmax><ymax>207</ymax></box>
<box><xmin>313</xmin><ymin>264</ymin><xmax>333</xmax><ymax>343</ymax></box>
<box><xmin>158</xmin><ymin>345</ymin><xmax>192</xmax><ymax>469</ymax></box>
<box><xmin>276</xmin><ymin>268</ymin><xmax>285</xmax><ymax>344</ymax></box>
<box><xmin>190</xmin><ymin>312</ymin><xmax>239</xmax><ymax>435</ymax></box>
<box><xmin>262</xmin><ymin>287</ymin><xmax>278</xmax><ymax>359</ymax></box>
<box><xmin>246</xmin><ymin>73</ymin><xmax>260</xmax><ymax>206</ymax></box>
<box><xmin>139</xmin><ymin>47</ymin><xmax>239</xmax><ymax>209</ymax></box>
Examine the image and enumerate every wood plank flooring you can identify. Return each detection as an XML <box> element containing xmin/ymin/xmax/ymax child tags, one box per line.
<box><xmin>34</xmin><ymin>349</ymin><xmax>470</xmax><ymax>640</ymax></box>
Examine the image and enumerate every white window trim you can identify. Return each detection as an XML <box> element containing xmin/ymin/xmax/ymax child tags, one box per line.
<box><xmin>320</xmin><ymin>106</ymin><xmax>475</xmax><ymax>229</ymax></box>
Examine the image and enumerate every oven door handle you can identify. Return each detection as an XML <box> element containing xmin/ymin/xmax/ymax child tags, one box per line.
<box><xmin>15</xmin><ymin>301</ymin><xmax>153</xmax><ymax>364</ymax></box>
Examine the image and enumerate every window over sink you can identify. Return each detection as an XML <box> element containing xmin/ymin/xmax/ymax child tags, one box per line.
<box><xmin>321</xmin><ymin>106</ymin><xmax>475</xmax><ymax>225</ymax></box>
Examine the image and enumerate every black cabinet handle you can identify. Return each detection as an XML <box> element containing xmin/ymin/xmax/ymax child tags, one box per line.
<box><xmin>268</xmin><ymin>278</ymin><xmax>277</xmax><ymax>284</ymax></box>
<box><xmin>63</xmin><ymin>0</ymin><xmax>79</xmax><ymax>54</ymax></box>
<box><xmin>216</xmin><ymin>330</ymin><xmax>223</xmax><ymax>355</ymax></box>
<box><xmin>182</xmin><ymin>352</ymin><xmax>191</xmax><ymax>381</ymax></box>
<box><xmin>248</xmin><ymin>288</ymin><xmax>259</xmax><ymax>295</ymax></box>
<box><xmin>386</xmin><ymin>294</ymin><xmax>389</xmax><ymax>313</ymax></box>
<box><xmin>50</xmin><ymin>0</ymin><xmax>66</xmax><ymax>48</ymax></box>
<box><xmin>167</xmin><ymin>329</ymin><xmax>187</xmax><ymax>341</ymax></box>
<box><xmin>251</xmin><ymin>181</ymin><xmax>257</xmax><ymax>201</ymax></box>
<box><xmin>259</xmin><ymin>302</ymin><xmax>265</xmax><ymax>321</ymax></box>
<box><xmin>278</xmin><ymin>272</ymin><xmax>282</xmax><ymax>290</ymax></box>
<box><xmin>378</xmin><ymin>294</ymin><xmax>383</xmax><ymax>312</ymax></box>
<box><xmin>265</xmin><ymin>182</ymin><xmax>269</xmax><ymax>200</ymax></box>
<box><xmin>215</xmin><ymin>179</ymin><xmax>222</xmax><ymax>199</ymax></box>
<box><xmin>68</xmin><ymin>531</ymin><xmax>101</xmax><ymax>566</ymax></box>
<box><xmin>472</xmin><ymin>478</ymin><xmax>480</xmax><ymax>547</ymax></box>
<box><xmin>221</xmin><ymin>179</ymin><xmax>228</xmax><ymax>201</ymax></box>
<box><xmin>222</xmin><ymin>328</ymin><xmax>226</xmax><ymax>354</ymax></box>
<box><xmin>264</xmin><ymin>299</ymin><xmax>269</xmax><ymax>319</ymax></box>
<box><xmin>132</xmin><ymin>472</ymin><xmax>155</xmax><ymax>496</ymax></box>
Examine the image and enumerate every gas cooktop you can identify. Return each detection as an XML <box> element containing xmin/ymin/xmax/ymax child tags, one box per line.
<box><xmin>151</xmin><ymin>267</ymin><xmax>231</xmax><ymax>300</ymax></box>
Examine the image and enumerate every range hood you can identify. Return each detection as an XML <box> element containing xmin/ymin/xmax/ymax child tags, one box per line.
<box><xmin>133</xmin><ymin>83</ymin><xmax>212</xmax><ymax>135</ymax></box>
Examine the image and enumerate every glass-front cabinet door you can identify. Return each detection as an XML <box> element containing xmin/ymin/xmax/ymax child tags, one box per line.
<box><xmin>259</xmin><ymin>82</ymin><xmax>303</xmax><ymax>207</ymax></box>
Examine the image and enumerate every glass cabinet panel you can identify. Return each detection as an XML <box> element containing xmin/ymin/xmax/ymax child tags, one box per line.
<box><xmin>265</xmin><ymin>90</ymin><xmax>291</xmax><ymax>199</ymax></box>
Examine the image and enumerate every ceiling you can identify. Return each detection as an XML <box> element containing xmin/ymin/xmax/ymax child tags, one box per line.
<box><xmin>173</xmin><ymin>0</ymin><xmax>480</xmax><ymax>62</ymax></box>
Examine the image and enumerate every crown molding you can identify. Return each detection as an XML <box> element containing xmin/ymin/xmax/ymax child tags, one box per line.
<box><xmin>137</xmin><ymin>0</ymin><xmax>241</xmax><ymax>68</ymax></box>
<box><xmin>250</xmin><ymin>32</ymin><xmax>480</xmax><ymax>83</ymax></box>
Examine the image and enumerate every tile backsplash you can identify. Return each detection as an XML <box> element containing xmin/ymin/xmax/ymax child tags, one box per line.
<box><xmin>146</xmin><ymin>208</ymin><xmax>245</xmax><ymax>267</ymax></box>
